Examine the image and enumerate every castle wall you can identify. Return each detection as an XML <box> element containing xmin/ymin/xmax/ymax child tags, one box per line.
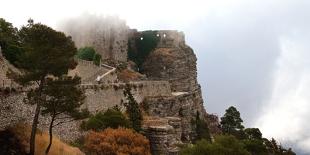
<box><xmin>157</xmin><ymin>30</ymin><xmax>185</xmax><ymax>48</ymax></box>
<box><xmin>0</xmin><ymin>80</ymin><xmax>172</xmax><ymax>142</ymax></box>
<box><xmin>81</xmin><ymin>81</ymin><xmax>171</xmax><ymax>113</ymax></box>
<box><xmin>0</xmin><ymin>92</ymin><xmax>84</xmax><ymax>142</ymax></box>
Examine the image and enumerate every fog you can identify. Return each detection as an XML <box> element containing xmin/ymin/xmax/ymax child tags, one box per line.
<box><xmin>1</xmin><ymin>0</ymin><xmax>310</xmax><ymax>154</ymax></box>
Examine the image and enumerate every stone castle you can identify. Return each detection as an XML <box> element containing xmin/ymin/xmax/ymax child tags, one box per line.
<box><xmin>0</xmin><ymin>18</ymin><xmax>220</xmax><ymax>154</ymax></box>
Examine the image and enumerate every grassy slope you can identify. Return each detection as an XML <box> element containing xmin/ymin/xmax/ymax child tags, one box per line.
<box><xmin>10</xmin><ymin>123</ymin><xmax>84</xmax><ymax>155</ymax></box>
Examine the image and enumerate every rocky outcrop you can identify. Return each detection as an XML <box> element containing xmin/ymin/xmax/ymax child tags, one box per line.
<box><xmin>142</xmin><ymin>42</ymin><xmax>199</xmax><ymax>93</ymax></box>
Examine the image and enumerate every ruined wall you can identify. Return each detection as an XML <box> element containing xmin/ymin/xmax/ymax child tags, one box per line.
<box><xmin>143</xmin><ymin>117</ymin><xmax>182</xmax><ymax>155</ymax></box>
<box><xmin>61</xmin><ymin>15</ymin><xmax>129</xmax><ymax>61</ymax></box>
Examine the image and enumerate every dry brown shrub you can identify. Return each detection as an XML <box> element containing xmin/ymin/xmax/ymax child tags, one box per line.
<box><xmin>84</xmin><ymin>128</ymin><xmax>151</xmax><ymax>155</ymax></box>
<box><xmin>117</xmin><ymin>69</ymin><xmax>144</xmax><ymax>82</ymax></box>
<box><xmin>9</xmin><ymin>123</ymin><xmax>84</xmax><ymax>155</ymax></box>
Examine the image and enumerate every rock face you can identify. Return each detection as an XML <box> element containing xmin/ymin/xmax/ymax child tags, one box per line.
<box><xmin>142</xmin><ymin>32</ymin><xmax>199</xmax><ymax>92</ymax></box>
<box><xmin>140</xmin><ymin>30</ymin><xmax>208</xmax><ymax>152</ymax></box>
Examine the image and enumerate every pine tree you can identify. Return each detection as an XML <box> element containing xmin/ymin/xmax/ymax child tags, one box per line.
<box><xmin>38</xmin><ymin>76</ymin><xmax>88</xmax><ymax>154</ymax></box>
<box><xmin>122</xmin><ymin>84</ymin><xmax>143</xmax><ymax>132</ymax></box>
<box><xmin>220</xmin><ymin>106</ymin><xmax>245</xmax><ymax>137</ymax></box>
<box><xmin>10</xmin><ymin>20</ymin><xmax>77</xmax><ymax>155</ymax></box>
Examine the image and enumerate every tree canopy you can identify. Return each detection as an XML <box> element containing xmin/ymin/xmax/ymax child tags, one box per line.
<box><xmin>11</xmin><ymin>20</ymin><xmax>79</xmax><ymax>155</ymax></box>
<box><xmin>0</xmin><ymin>18</ymin><xmax>22</xmax><ymax>65</ymax></box>
<box><xmin>220</xmin><ymin>106</ymin><xmax>245</xmax><ymax>137</ymax></box>
<box><xmin>122</xmin><ymin>84</ymin><xmax>143</xmax><ymax>132</ymax></box>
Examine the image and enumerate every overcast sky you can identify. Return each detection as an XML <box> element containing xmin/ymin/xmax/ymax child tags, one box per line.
<box><xmin>1</xmin><ymin>0</ymin><xmax>310</xmax><ymax>154</ymax></box>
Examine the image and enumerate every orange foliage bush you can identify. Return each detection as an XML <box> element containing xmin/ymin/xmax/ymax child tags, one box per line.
<box><xmin>84</xmin><ymin>128</ymin><xmax>151</xmax><ymax>155</ymax></box>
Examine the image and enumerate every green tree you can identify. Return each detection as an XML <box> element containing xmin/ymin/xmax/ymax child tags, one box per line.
<box><xmin>11</xmin><ymin>20</ymin><xmax>77</xmax><ymax>155</ymax></box>
<box><xmin>81</xmin><ymin>108</ymin><xmax>129</xmax><ymax>131</ymax></box>
<box><xmin>0</xmin><ymin>18</ymin><xmax>22</xmax><ymax>65</ymax></box>
<box><xmin>181</xmin><ymin>135</ymin><xmax>250</xmax><ymax>155</ymax></box>
<box><xmin>122</xmin><ymin>84</ymin><xmax>143</xmax><ymax>132</ymax></box>
<box><xmin>36</xmin><ymin>76</ymin><xmax>87</xmax><ymax>154</ymax></box>
<box><xmin>93</xmin><ymin>53</ymin><xmax>101</xmax><ymax>66</ymax></box>
<box><xmin>242</xmin><ymin>128</ymin><xmax>268</xmax><ymax>155</ymax></box>
<box><xmin>220</xmin><ymin>106</ymin><xmax>245</xmax><ymax>138</ymax></box>
<box><xmin>76</xmin><ymin>46</ymin><xmax>96</xmax><ymax>61</ymax></box>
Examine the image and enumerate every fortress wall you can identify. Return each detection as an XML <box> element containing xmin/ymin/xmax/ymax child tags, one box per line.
<box><xmin>0</xmin><ymin>93</ymin><xmax>84</xmax><ymax>142</ymax></box>
<box><xmin>157</xmin><ymin>30</ymin><xmax>185</xmax><ymax>48</ymax></box>
<box><xmin>0</xmin><ymin>80</ymin><xmax>172</xmax><ymax>142</ymax></box>
<box><xmin>81</xmin><ymin>81</ymin><xmax>171</xmax><ymax>113</ymax></box>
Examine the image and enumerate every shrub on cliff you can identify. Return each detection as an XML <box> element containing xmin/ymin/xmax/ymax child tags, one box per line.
<box><xmin>84</xmin><ymin>128</ymin><xmax>151</xmax><ymax>155</ymax></box>
<box><xmin>181</xmin><ymin>135</ymin><xmax>250</xmax><ymax>155</ymax></box>
<box><xmin>81</xmin><ymin>108</ymin><xmax>129</xmax><ymax>131</ymax></box>
<box><xmin>195</xmin><ymin>111</ymin><xmax>211</xmax><ymax>142</ymax></box>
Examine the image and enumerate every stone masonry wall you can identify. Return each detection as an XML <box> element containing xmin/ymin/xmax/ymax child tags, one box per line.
<box><xmin>81</xmin><ymin>81</ymin><xmax>171</xmax><ymax>113</ymax></box>
<box><xmin>0</xmin><ymin>80</ymin><xmax>172</xmax><ymax>142</ymax></box>
<box><xmin>0</xmin><ymin>92</ymin><xmax>83</xmax><ymax>142</ymax></box>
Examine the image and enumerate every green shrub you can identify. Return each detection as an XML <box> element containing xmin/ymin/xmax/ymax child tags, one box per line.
<box><xmin>181</xmin><ymin>135</ymin><xmax>250</xmax><ymax>155</ymax></box>
<box><xmin>93</xmin><ymin>53</ymin><xmax>101</xmax><ymax>66</ymax></box>
<box><xmin>81</xmin><ymin>108</ymin><xmax>129</xmax><ymax>131</ymax></box>
<box><xmin>195</xmin><ymin>111</ymin><xmax>211</xmax><ymax>142</ymax></box>
<box><xmin>0</xmin><ymin>18</ymin><xmax>23</xmax><ymax>66</ymax></box>
<box><xmin>76</xmin><ymin>47</ymin><xmax>96</xmax><ymax>61</ymax></box>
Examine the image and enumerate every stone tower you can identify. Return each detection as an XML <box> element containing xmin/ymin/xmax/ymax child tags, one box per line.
<box><xmin>61</xmin><ymin>16</ymin><xmax>129</xmax><ymax>62</ymax></box>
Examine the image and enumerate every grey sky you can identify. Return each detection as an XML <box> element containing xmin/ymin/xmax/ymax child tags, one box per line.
<box><xmin>1</xmin><ymin>0</ymin><xmax>310</xmax><ymax>154</ymax></box>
